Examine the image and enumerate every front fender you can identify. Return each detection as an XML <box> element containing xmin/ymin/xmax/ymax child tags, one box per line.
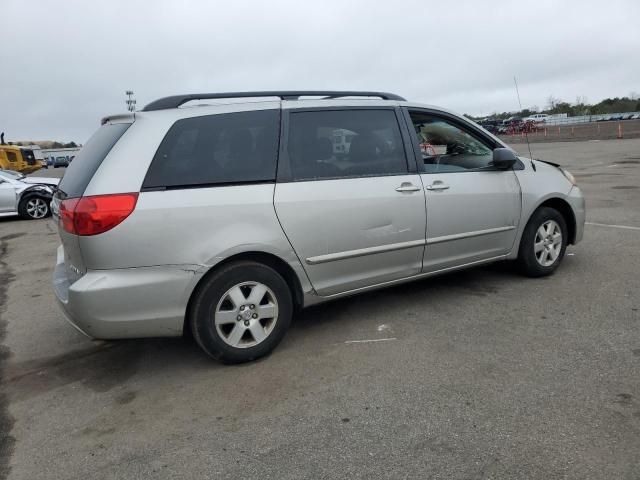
<box><xmin>509</xmin><ymin>161</ymin><xmax>576</xmax><ymax>259</ymax></box>
<box><xmin>18</xmin><ymin>184</ymin><xmax>55</xmax><ymax>200</ymax></box>
<box><xmin>508</xmin><ymin>192</ymin><xmax>579</xmax><ymax>259</ymax></box>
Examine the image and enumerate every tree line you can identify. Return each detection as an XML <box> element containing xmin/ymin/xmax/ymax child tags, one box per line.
<box><xmin>468</xmin><ymin>93</ymin><xmax>640</xmax><ymax>121</ymax></box>
<box><xmin>13</xmin><ymin>141</ymin><xmax>78</xmax><ymax>148</ymax></box>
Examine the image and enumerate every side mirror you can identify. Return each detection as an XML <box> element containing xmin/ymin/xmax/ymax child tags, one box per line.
<box><xmin>492</xmin><ymin>148</ymin><xmax>518</xmax><ymax>170</ymax></box>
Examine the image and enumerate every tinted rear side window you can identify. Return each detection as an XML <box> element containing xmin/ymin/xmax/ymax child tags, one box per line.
<box><xmin>142</xmin><ymin>109</ymin><xmax>280</xmax><ymax>189</ymax></box>
<box><xmin>287</xmin><ymin>109</ymin><xmax>408</xmax><ymax>181</ymax></box>
<box><xmin>58</xmin><ymin>123</ymin><xmax>131</xmax><ymax>198</ymax></box>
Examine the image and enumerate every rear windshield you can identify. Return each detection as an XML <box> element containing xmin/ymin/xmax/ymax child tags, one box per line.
<box><xmin>57</xmin><ymin>123</ymin><xmax>131</xmax><ymax>198</ymax></box>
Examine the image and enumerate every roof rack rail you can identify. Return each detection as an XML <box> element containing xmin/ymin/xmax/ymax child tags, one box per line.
<box><xmin>142</xmin><ymin>91</ymin><xmax>406</xmax><ymax>111</ymax></box>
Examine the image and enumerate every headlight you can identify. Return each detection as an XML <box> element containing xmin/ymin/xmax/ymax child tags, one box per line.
<box><xmin>560</xmin><ymin>167</ymin><xmax>576</xmax><ymax>186</ymax></box>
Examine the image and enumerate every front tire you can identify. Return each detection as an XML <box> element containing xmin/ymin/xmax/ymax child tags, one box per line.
<box><xmin>516</xmin><ymin>207</ymin><xmax>568</xmax><ymax>277</ymax></box>
<box><xmin>18</xmin><ymin>195</ymin><xmax>51</xmax><ymax>220</ymax></box>
<box><xmin>190</xmin><ymin>261</ymin><xmax>293</xmax><ymax>363</ymax></box>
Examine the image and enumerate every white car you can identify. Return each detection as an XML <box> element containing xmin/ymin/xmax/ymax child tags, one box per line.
<box><xmin>0</xmin><ymin>169</ymin><xmax>58</xmax><ymax>219</ymax></box>
<box><xmin>524</xmin><ymin>113</ymin><xmax>549</xmax><ymax>123</ymax></box>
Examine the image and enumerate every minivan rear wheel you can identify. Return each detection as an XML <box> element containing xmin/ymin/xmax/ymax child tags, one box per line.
<box><xmin>190</xmin><ymin>261</ymin><xmax>293</xmax><ymax>363</ymax></box>
<box><xmin>516</xmin><ymin>207</ymin><xmax>568</xmax><ymax>277</ymax></box>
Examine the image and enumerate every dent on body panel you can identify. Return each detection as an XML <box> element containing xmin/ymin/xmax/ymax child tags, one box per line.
<box><xmin>361</xmin><ymin>214</ymin><xmax>414</xmax><ymax>238</ymax></box>
<box><xmin>333</xmin><ymin>188</ymin><xmax>422</xmax><ymax>254</ymax></box>
<box><xmin>362</xmin><ymin>219</ymin><xmax>401</xmax><ymax>242</ymax></box>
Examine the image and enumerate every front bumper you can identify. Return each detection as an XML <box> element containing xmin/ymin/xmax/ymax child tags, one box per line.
<box><xmin>53</xmin><ymin>245</ymin><xmax>203</xmax><ymax>339</ymax></box>
<box><xmin>567</xmin><ymin>186</ymin><xmax>585</xmax><ymax>244</ymax></box>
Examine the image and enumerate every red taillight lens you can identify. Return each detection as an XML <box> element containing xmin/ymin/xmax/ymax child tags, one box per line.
<box><xmin>59</xmin><ymin>197</ymin><xmax>79</xmax><ymax>233</ymax></box>
<box><xmin>59</xmin><ymin>193</ymin><xmax>138</xmax><ymax>236</ymax></box>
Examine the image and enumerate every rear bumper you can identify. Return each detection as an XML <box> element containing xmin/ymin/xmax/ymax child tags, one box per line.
<box><xmin>53</xmin><ymin>245</ymin><xmax>203</xmax><ymax>339</ymax></box>
<box><xmin>567</xmin><ymin>186</ymin><xmax>585</xmax><ymax>244</ymax></box>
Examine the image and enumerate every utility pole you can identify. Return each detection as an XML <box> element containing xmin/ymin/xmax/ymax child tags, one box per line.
<box><xmin>125</xmin><ymin>90</ymin><xmax>137</xmax><ymax>112</ymax></box>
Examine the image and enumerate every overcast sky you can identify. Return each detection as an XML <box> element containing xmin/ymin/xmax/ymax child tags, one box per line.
<box><xmin>2</xmin><ymin>0</ymin><xmax>638</xmax><ymax>143</ymax></box>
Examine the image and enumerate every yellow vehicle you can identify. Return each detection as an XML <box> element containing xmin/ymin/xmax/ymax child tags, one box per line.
<box><xmin>0</xmin><ymin>144</ymin><xmax>45</xmax><ymax>174</ymax></box>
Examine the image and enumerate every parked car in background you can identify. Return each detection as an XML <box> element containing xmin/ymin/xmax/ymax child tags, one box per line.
<box><xmin>498</xmin><ymin>117</ymin><xmax>524</xmax><ymax>134</ymax></box>
<box><xmin>478</xmin><ymin>119</ymin><xmax>499</xmax><ymax>134</ymax></box>
<box><xmin>42</xmin><ymin>147</ymin><xmax>80</xmax><ymax>168</ymax></box>
<box><xmin>523</xmin><ymin>113</ymin><xmax>548</xmax><ymax>123</ymax></box>
<box><xmin>0</xmin><ymin>169</ymin><xmax>58</xmax><ymax>219</ymax></box>
<box><xmin>52</xmin><ymin>90</ymin><xmax>585</xmax><ymax>363</ymax></box>
<box><xmin>53</xmin><ymin>155</ymin><xmax>74</xmax><ymax>168</ymax></box>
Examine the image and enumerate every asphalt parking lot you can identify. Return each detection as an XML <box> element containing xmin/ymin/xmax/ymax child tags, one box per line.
<box><xmin>1</xmin><ymin>139</ymin><xmax>639</xmax><ymax>479</ymax></box>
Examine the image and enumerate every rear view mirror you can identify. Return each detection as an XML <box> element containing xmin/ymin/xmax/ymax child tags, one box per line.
<box><xmin>492</xmin><ymin>148</ymin><xmax>518</xmax><ymax>169</ymax></box>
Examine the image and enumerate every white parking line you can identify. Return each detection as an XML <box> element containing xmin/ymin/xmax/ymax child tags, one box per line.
<box><xmin>586</xmin><ymin>222</ymin><xmax>640</xmax><ymax>231</ymax></box>
<box><xmin>344</xmin><ymin>338</ymin><xmax>397</xmax><ymax>344</ymax></box>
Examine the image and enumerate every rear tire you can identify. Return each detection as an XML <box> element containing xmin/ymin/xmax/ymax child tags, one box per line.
<box><xmin>516</xmin><ymin>207</ymin><xmax>568</xmax><ymax>277</ymax></box>
<box><xmin>18</xmin><ymin>194</ymin><xmax>51</xmax><ymax>220</ymax></box>
<box><xmin>190</xmin><ymin>261</ymin><xmax>293</xmax><ymax>363</ymax></box>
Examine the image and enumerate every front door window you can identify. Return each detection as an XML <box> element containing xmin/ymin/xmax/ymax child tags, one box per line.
<box><xmin>410</xmin><ymin>113</ymin><xmax>494</xmax><ymax>173</ymax></box>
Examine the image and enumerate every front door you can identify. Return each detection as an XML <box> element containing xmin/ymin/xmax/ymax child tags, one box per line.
<box><xmin>406</xmin><ymin>109</ymin><xmax>521</xmax><ymax>272</ymax></box>
<box><xmin>274</xmin><ymin>107</ymin><xmax>426</xmax><ymax>296</ymax></box>
<box><xmin>0</xmin><ymin>180</ymin><xmax>17</xmax><ymax>213</ymax></box>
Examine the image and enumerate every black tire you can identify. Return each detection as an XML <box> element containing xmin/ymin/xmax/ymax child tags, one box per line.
<box><xmin>18</xmin><ymin>194</ymin><xmax>51</xmax><ymax>220</ymax></box>
<box><xmin>190</xmin><ymin>261</ymin><xmax>293</xmax><ymax>363</ymax></box>
<box><xmin>516</xmin><ymin>207</ymin><xmax>568</xmax><ymax>277</ymax></box>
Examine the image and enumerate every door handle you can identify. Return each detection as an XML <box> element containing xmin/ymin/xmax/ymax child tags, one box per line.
<box><xmin>426</xmin><ymin>182</ymin><xmax>450</xmax><ymax>191</ymax></box>
<box><xmin>395</xmin><ymin>183</ymin><xmax>421</xmax><ymax>193</ymax></box>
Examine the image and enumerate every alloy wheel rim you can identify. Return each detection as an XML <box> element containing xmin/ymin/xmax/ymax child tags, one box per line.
<box><xmin>214</xmin><ymin>281</ymin><xmax>278</xmax><ymax>348</ymax></box>
<box><xmin>26</xmin><ymin>198</ymin><xmax>48</xmax><ymax>219</ymax></box>
<box><xmin>534</xmin><ymin>220</ymin><xmax>562</xmax><ymax>267</ymax></box>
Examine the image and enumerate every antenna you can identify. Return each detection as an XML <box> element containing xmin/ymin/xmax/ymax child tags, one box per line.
<box><xmin>513</xmin><ymin>76</ymin><xmax>536</xmax><ymax>171</ymax></box>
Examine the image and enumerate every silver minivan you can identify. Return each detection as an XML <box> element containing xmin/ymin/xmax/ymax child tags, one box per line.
<box><xmin>52</xmin><ymin>91</ymin><xmax>585</xmax><ymax>363</ymax></box>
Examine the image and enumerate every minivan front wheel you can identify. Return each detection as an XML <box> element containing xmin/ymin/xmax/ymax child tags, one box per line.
<box><xmin>517</xmin><ymin>207</ymin><xmax>568</xmax><ymax>277</ymax></box>
<box><xmin>190</xmin><ymin>261</ymin><xmax>293</xmax><ymax>363</ymax></box>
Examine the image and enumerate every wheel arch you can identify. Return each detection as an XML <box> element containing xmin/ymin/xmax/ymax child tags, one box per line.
<box><xmin>536</xmin><ymin>197</ymin><xmax>577</xmax><ymax>245</ymax></box>
<box><xmin>183</xmin><ymin>251</ymin><xmax>305</xmax><ymax>336</ymax></box>
<box><xmin>511</xmin><ymin>195</ymin><xmax>578</xmax><ymax>259</ymax></box>
<box><xmin>17</xmin><ymin>188</ymin><xmax>52</xmax><ymax>219</ymax></box>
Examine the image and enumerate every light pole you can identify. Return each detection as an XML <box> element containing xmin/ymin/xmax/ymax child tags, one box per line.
<box><xmin>125</xmin><ymin>90</ymin><xmax>137</xmax><ymax>112</ymax></box>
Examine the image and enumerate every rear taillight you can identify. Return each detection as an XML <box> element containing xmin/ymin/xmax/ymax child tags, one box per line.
<box><xmin>59</xmin><ymin>197</ymin><xmax>79</xmax><ymax>233</ymax></box>
<box><xmin>59</xmin><ymin>193</ymin><xmax>138</xmax><ymax>236</ymax></box>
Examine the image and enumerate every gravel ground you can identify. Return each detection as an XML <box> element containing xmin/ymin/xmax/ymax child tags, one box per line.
<box><xmin>1</xmin><ymin>139</ymin><xmax>639</xmax><ymax>479</ymax></box>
